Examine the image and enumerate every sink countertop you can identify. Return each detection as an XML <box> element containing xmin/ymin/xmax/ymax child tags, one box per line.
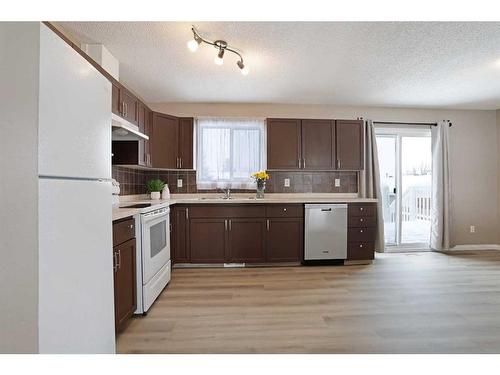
<box><xmin>112</xmin><ymin>193</ymin><xmax>378</xmax><ymax>221</ymax></box>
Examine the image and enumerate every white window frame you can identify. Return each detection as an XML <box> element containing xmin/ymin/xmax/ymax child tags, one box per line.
<box><xmin>196</xmin><ymin>117</ymin><xmax>266</xmax><ymax>190</ymax></box>
<box><xmin>375</xmin><ymin>125</ymin><xmax>432</xmax><ymax>252</ymax></box>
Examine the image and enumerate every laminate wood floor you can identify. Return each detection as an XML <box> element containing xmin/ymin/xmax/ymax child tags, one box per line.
<box><xmin>117</xmin><ymin>251</ymin><xmax>500</xmax><ymax>353</ymax></box>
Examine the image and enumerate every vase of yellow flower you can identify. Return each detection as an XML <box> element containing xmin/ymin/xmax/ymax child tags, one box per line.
<box><xmin>251</xmin><ymin>170</ymin><xmax>270</xmax><ymax>199</ymax></box>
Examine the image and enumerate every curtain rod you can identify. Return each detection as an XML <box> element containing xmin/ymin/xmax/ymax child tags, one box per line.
<box><xmin>371</xmin><ymin>120</ymin><xmax>452</xmax><ymax>127</ymax></box>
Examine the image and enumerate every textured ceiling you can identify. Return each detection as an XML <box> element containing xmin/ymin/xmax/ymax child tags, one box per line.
<box><xmin>57</xmin><ymin>22</ymin><xmax>500</xmax><ymax>109</ymax></box>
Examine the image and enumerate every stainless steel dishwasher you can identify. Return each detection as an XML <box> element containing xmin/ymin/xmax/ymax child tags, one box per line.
<box><xmin>304</xmin><ymin>204</ymin><xmax>348</xmax><ymax>260</ymax></box>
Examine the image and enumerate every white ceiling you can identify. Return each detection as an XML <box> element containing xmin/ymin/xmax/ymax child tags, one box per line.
<box><xmin>58</xmin><ymin>22</ymin><xmax>500</xmax><ymax>109</ymax></box>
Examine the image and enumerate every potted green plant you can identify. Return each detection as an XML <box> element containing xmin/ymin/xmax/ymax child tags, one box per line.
<box><xmin>146</xmin><ymin>179</ymin><xmax>166</xmax><ymax>200</ymax></box>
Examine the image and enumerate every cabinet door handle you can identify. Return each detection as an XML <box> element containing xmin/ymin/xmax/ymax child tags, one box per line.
<box><xmin>266</xmin><ymin>219</ymin><xmax>270</xmax><ymax>231</ymax></box>
<box><xmin>360</xmin><ymin>230</ymin><xmax>363</xmax><ymax>233</ymax></box>
<box><xmin>180</xmin><ymin>158</ymin><xmax>182</xmax><ymax>169</ymax></box>
<box><xmin>337</xmin><ymin>160</ymin><xmax>341</xmax><ymax>169</ymax></box>
<box><xmin>360</xmin><ymin>218</ymin><xmax>364</xmax><ymax>222</ymax></box>
<box><xmin>229</xmin><ymin>219</ymin><xmax>232</xmax><ymax>231</ymax></box>
<box><xmin>303</xmin><ymin>158</ymin><xmax>306</xmax><ymax>169</ymax></box>
<box><xmin>113</xmin><ymin>252</ymin><xmax>118</xmax><ymax>272</ymax></box>
<box><xmin>224</xmin><ymin>219</ymin><xmax>228</xmax><ymax>231</ymax></box>
<box><xmin>298</xmin><ymin>159</ymin><xmax>301</xmax><ymax>168</ymax></box>
<box><xmin>359</xmin><ymin>244</ymin><xmax>363</xmax><ymax>248</ymax></box>
<box><xmin>117</xmin><ymin>249</ymin><xmax>121</xmax><ymax>270</ymax></box>
<box><xmin>185</xmin><ymin>208</ymin><xmax>189</xmax><ymax>220</ymax></box>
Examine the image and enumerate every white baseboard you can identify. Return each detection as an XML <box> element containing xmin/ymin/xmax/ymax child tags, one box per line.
<box><xmin>448</xmin><ymin>244</ymin><xmax>500</xmax><ymax>251</ymax></box>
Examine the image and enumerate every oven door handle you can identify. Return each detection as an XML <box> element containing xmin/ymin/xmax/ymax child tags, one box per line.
<box><xmin>142</xmin><ymin>208</ymin><xmax>170</xmax><ymax>220</ymax></box>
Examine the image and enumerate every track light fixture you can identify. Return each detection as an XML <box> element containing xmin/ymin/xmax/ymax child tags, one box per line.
<box><xmin>188</xmin><ymin>26</ymin><xmax>249</xmax><ymax>75</ymax></box>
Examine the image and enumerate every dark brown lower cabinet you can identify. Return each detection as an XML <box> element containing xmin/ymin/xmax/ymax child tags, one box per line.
<box><xmin>171</xmin><ymin>206</ymin><xmax>190</xmax><ymax>263</ymax></box>
<box><xmin>113</xmin><ymin>238</ymin><xmax>136</xmax><ymax>332</ymax></box>
<box><xmin>228</xmin><ymin>218</ymin><xmax>266</xmax><ymax>263</ymax></box>
<box><xmin>189</xmin><ymin>218</ymin><xmax>227</xmax><ymax>263</ymax></box>
<box><xmin>266</xmin><ymin>218</ymin><xmax>303</xmax><ymax>262</ymax></box>
<box><xmin>347</xmin><ymin>203</ymin><xmax>377</xmax><ymax>261</ymax></box>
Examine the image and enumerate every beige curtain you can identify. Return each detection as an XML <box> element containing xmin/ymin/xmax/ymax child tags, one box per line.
<box><xmin>430</xmin><ymin>120</ymin><xmax>451</xmax><ymax>250</ymax></box>
<box><xmin>360</xmin><ymin>120</ymin><xmax>385</xmax><ymax>252</ymax></box>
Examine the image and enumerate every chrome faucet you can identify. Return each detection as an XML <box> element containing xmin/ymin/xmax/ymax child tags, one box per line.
<box><xmin>221</xmin><ymin>188</ymin><xmax>231</xmax><ymax>199</ymax></box>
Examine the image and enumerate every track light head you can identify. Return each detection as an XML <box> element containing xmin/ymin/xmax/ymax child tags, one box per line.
<box><xmin>237</xmin><ymin>60</ymin><xmax>249</xmax><ymax>75</ymax></box>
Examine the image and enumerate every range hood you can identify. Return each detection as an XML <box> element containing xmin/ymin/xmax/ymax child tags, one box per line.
<box><xmin>111</xmin><ymin>113</ymin><xmax>149</xmax><ymax>141</ymax></box>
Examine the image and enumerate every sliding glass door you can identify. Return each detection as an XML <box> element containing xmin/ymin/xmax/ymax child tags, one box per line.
<box><xmin>375</xmin><ymin>127</ymin><xmax>432</xmax><ymax>250</ymax></box>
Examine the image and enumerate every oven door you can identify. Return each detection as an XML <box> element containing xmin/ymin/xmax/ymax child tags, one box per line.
<box><xmin>141</xmin><ymin>207</ymin><xmax>170</xmax><ymax>285</ymax></box>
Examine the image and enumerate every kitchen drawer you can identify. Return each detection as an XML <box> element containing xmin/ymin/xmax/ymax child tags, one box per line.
<box><xmin>266</xmin><ymin>204</ymin><xmax>304</xmax><ymax>218</ymax></box>
<box><xmin>348</xmin><ymin>215</ymin><xmax>376</xmax><ymax>228</ymax></box>
<box><xmin>188</xmin><ymin>205</ymin><xmax>266</xmax><ymax>219</ymax></box>
<box><xmin>113</xmin><ymin>217</ymin><xmax>135</xmax><ymax>247</ymax></box>
<box><xmin>348</xmin><ymin>203</ymin><xmax>376</xmax><ymax>217</ymax></box>
<box><xmin>348</xmin><ymin>227</ymin><xmax>376</xmax><ymax>242</ymax></box>
<box><xmin>347</xmin><ymin>241</ymin><xmax>375</xmax><ymax>260</ymax></box>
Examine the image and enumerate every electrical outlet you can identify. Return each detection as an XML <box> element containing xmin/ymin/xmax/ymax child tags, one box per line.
<box><xmin>334</xmin><ymin>178</ymin><xmax>341</xmax><ymax>187</ymax></box>
<box><xmin>470</xmin><ymin>225</ymin><xmax>476</xmax><ymax>234</ymax></box>
<box><xmin>284</xmin><ymin>178</ymin><xmax>290</xmax><ymax>187</ymax></box>
<box><xmin>177</xmin><ymin>179</ymin><xmax>183</xmax><ymax>188</ymax></box>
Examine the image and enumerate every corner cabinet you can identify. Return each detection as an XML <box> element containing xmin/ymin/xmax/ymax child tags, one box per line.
<box><xmin>266</xmin><ymin>118</ymin><xmax>364</xmax><ymax>171</ymax></box>
<box><xmin>151</xmin><ymin>113</ymin><xmax>194</xmax><ymax>169</ymax></box>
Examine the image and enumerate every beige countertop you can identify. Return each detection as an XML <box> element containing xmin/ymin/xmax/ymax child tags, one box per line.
<box><xmin>112</xmin><ymin>193</ymin><xmax>377</xmax><ymax>221</ymax></box>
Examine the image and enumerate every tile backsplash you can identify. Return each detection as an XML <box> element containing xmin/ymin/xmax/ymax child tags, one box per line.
<box><xmin>112</xmin><ymin>166</ymin><xmax>358</xmax><ymax>196</ymax></box>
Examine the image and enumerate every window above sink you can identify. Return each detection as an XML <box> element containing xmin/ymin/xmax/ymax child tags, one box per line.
<box><xmin>196</xmin><ymin>117</ymin><xmax>266</xmax><ymax>190</ymax></box>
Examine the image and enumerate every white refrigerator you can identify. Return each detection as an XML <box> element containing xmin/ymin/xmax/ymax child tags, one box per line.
<box><xmin>37</xmin><ymin>23</ymin><xmax>115</xmax><ymax>353</ymax></box>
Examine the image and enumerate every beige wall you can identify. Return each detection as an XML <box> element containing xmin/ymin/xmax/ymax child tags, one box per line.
<box><xmin>151</xmin><ymin>102</ymin><xmax>499</xmax><ymax>246</ymax></box>
<box><xmin>0</xmin><ymin>22</ymin><xmax>39</xmax><ymax>353</ymax></box>
<box><xmin>497</xmin><ymin>110</ymin><xmax>500</xmax><ymax>241</ymax></box>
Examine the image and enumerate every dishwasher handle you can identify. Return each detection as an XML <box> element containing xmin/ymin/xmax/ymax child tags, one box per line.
<box><xmin>321</xmin><ymin>208</ymin><xmax>332</xmax><ymax>212</ymax></box>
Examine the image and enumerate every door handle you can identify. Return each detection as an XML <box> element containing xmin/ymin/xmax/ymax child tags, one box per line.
<box><xmin>298</xmin><ymin>158</ymin><xmax>301</xmax><ymax>168</ymax></box>
<box><xmin>179</xmin><ymin>158</ymin><xmax>182</xmax><ymax>168</ymax></box>
<box><xmin>229</xmin><ymin>219</ymin><xmax>232</xmax><ymax>231</ymax></box>
<box><xmin>224</xmin><ymin>219</ymin><xmax>228</xmax><ymax>231</ymax></box>
<box><xmin>266</xmin><ymin>219</ymin><xmax>270</xmax><ymax>231</ymax></box>
<box><xmin>303</xmin><ymin>158</ymin><xmax>306</xmax><ymax>169</ymax></box>
<box><xmin>337</xmin><ymin>160</ymin><xmax>341</xmax><ymax>169</ymax></box>
<box><xmin>185</xmin><ymin>208</ymin><xmax>189</xmax><ymax>220</ymax></box>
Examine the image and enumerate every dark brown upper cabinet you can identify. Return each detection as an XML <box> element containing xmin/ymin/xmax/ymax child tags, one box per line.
<box><xmin>301</xmin><ymin>119</ymin><xmax>335</xmax><ymax>170</ymax></box>
<box><xmin>137</xmin><ymin>102</ymin><xmax>146</xmax><ymax>134</ymax></box>
<box><xmin>336</xmin><ymin>119</ymin><xmax>364</xmax><ymax>170</ymax></box>
<box><xmin>152</xmin><ymin>112</ymin><xmax>179</xmax><ymax>169</ymax></box>
<box><xmin>179</xmin><ymin>117</ymin><xmax>194</xmax><ymax>169</ymax></box>
<box><xmin>267</xmin><ymin>118</ymin><xmax>364</xmax><ymax>171</ymax></box>
<box><xmin>267</xmin><ymin>119</ymin><xmax>302</xmax><ymax>169</ymax></box>
<box><xmin>151</xmin><ymin>113</ymin><xmax>194</xmax><ymax>169</ymax></box>
<box><xmin>111</xmin><ymin>83</ymin><xmax>138</xmax><ymax>126</ymax></box>
<box><xmin>111</xmin><ymin>83</ymin><xmax>121</xmax><ymax>116</ymax></box>
<box><xmin>120</xmin><ymin>88</ymin><xmax>138</xmax><ymax>125</ymax></box>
